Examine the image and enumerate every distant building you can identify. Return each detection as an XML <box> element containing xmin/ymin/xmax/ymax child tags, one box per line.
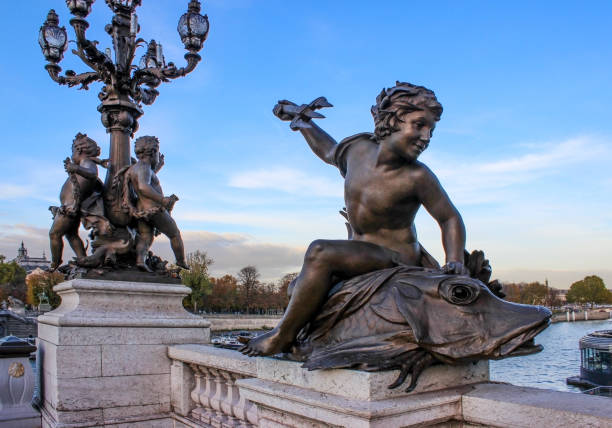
<box><xmin>13</xmin><ymin>242</ymin><xmax>51</xmax><ymax>273</ymax></box>
<box><xmin>557</xmin><ymin>290</ymin><xmax>568</xmax><ymax>304</ymax></box>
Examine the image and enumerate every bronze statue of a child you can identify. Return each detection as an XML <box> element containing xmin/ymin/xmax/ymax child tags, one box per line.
<box><xmin>49</xmin><ymin>133</ymin><xmax>103</xmax><ymax>269</ymax></box>
<box><xmin>242</xmin><ymin>82</ymin><xmax>469</xmax><ymax>356</ymax></box>
<box><xmin>124</xmin><ymin>136</ymin><xmax>188</xmax><ymax>270</ymax></box>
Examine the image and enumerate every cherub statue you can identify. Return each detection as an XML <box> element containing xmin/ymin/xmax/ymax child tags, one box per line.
<box><xmin>242</xmin><ymin>82</ymin><xmax>469</xmax><ymax>356</ymax></box>
<box><xmin>49</xmin><ymin>133</ymin><xmax>104</xmax><ymax>270</ymax></box>
<box><xmin>123</xmin><ymin>136</ymin><xmax>188</xmax><ymax>270</ymax></box>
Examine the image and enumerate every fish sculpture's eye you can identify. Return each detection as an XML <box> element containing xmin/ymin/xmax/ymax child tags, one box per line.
<box><xmin>439</xmin><ymin>278</ymin><xmax>481</xmax><ymax>305</ymax></box>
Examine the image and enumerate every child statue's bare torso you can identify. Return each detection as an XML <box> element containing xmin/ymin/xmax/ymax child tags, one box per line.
<box><xmin>343</xmin><ymin>135</ymin><xmax>426</xmax><ymax>265</ymax></box>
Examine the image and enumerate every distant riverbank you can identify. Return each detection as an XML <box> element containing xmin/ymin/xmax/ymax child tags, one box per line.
<box><xmin>551</xmin><ymin>309</ymin><xmax>610</xmax><ymax>323</ymax></box>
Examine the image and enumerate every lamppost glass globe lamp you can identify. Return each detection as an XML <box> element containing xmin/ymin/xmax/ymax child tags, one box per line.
<box><xmin>65</xmin><ymin>0</ymin><xmax>95</xmax><ymax>18</ymax></box>
<box><xmin>38</xmin><ymin>10</ymin><xmax>68</xmax><ymax>64</ymax></box>
<box><xmin>178</xmin><ymin>0</ymin><xmax>209</xmax><ymax>52</ymax></box>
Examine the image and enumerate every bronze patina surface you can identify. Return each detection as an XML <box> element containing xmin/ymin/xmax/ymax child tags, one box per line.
<box><xmin>241</xmin><ymin>82</ymin><xmax>551</xmax><ymax>390</ymax></box>
<box><xmin>38</xmin><ymin>1</ymin><xmax>209</xmax><ymax>280</ymax></box>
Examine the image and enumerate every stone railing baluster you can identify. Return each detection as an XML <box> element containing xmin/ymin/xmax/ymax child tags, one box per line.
<box><xmin>188</xmin><ymin>363</ymin><xmax>202</xmax><ymax>405</ymax></box>
<box><xmin>188</xmin><ymin>363</ymin><xmax>205</xmax><ymax>422</ymax></box>
<box><xmin>169</xmin><ymin>345</ymin><xmax>257</xmax><ymax>427</ymax></box>
<box><xmin>220</xmin><ymin>370</ymin><xmax>240</xmax><ymax>426</ymax></box>
<box><xmin>209</xmin><ymin>367</ymin><xmax>229</xmax><ymax>427</ymax></box>
<box><xmin>231</xmin><ymin>373</ymin><xmax>258</xmax><ymax>427</ymax></box>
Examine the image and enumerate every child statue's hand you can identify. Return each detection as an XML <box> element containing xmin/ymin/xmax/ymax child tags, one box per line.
<box><xmin>442</xmin><ymin>261</ymin><xmax>470</xmax><ymax>276</ymax></box>
<box><xmin>64</xmin><ymin>158</ymin><xmax>78</xmax><ymax>173</ymax></box>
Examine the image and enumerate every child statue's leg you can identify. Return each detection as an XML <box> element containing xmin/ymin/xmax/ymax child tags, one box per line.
<box><xmin>240</xmin><ymin>239</ymin><xmax>396</xmax><ymax>356</ymax></box>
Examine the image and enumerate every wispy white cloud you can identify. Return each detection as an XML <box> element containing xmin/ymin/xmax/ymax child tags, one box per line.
<box><xmin>178</xmin><ymin>210</ymin><xmax>303</xmax><ymax>230</ymax></box>
<box><xmin>0</xmin><ymin>157</ymin><xmax>70</xmax><ymax>203</ymax></box>
<box><xmin>0</xmin><ymin>223</ymin><xmax>304</xmax><ymax>282</ymax></box>
<box><xmin>156</xmin><ymin>230</ymin><xmax>305</xmax><ymax>282</ymax></box>
<box><xmin>0</xmin><ymin>184</ymin><xmax>37</xmax><ymax>200</ymax></box>
<box><xmin>477</xmin><ymin>137</ymin><xmax>603</xmax><ymax>174</ymax></box>
<box><xmin>0</xmin><ymin>223</ymin><xmax>88</xmax><ymax>261</ymax></box>
<box><xmin>429</xmin><ymin>136</ymin><xmax>610</xmax><ymax>204</ymax></box>
<box><xmin>176</xmin><ymin>209</ymin><xmax>345</xmax><ymax>242</ymax></box>
<box><xmin>228</xmin><ymin>167</ymin><xmax>343</xmax><ymax>197</ymax></box>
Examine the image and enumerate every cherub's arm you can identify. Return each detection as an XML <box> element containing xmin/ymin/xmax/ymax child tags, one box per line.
<box><xmin>154</xmin><ymin>153</ymin><xmax>165</xmax><ymax>173</ymax></box>
<box><xmin>91</xmin><ymin>158</ymin><xmax>109</xmax><ymax>169</ymax></box>
<box><xmin>273</xmin><ymin>100</ymin><xmax>337</xmax><ymax>165</ymax></box>
<box><xmin>135</xmin><ymin>165</ymin><xmax>164</xmax><ymax>204</ymax></box>
<box><xmin>64</xmin><ymin>158</ymin><xmax>98</xmax><ymax>180</ymax></box>
<box><xmin>134</xmin><ymin>164</ymin><xmax>175</xmax><ymax>209</ymax></box>
<box><xmin>298</xmin><ymin>122</ymin><xmax>338</xmax><ymax>165</ymax></box>
<box><xmin>416</xmin><ymin>165</ymin><xmax>468</xmax><ymax>275</ymax></box>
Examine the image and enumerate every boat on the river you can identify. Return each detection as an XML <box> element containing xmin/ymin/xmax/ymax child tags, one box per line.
<box><xmin>567</xmin><ymin>330</ymin><xmax>612</xmax><ymax>392</ymax></box>
<box><xmin>212</xmin><ymin>331</ymin><xmax>259</xmax><ymax>350</ymax></box>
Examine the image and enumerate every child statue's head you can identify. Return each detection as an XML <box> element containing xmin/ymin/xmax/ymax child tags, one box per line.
<box><xmin>72</xmin><ymin>133</ymin><xmax>101</xmax><ymax>158</ymax></box>
<box><xmin>371</xmin><ymin>82</ymin><xmax>443</xmax><ymax>140</ymax></box>
<box><xmin>134</xmin><ymin>135</ymin><xmax>160</xmax><ymax>159</ymax></box>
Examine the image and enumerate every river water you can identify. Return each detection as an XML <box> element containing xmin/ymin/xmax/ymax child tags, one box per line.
<box><xmin>490</xmin><ymin>318</ymin><xmax>612</xmax><ymax>392</ymax></box>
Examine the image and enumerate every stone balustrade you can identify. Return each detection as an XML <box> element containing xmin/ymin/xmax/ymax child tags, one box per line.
<box><xmin>169</xmin><ymin>344</ymin><xmax>259</xmax><ymax>428</ymax></box>
<box><xmin>169</xmin><ymin>344</ymin><xmax>612</xmax><ymax>428</ymax></box>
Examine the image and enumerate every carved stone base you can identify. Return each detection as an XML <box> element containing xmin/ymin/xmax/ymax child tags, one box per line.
<box><xmin>236</xmin><ymin>358</ymin><xmax>489</xmax><ymax>428</ymax></box>
<box><xmin>37</xmin><ymin>279</ymin><xmax>210</xmax><ymax>427</ymax></box>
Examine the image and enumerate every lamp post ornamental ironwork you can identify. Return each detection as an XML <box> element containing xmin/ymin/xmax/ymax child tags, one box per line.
<box><xmin>38</xmin><ymin>0</ymin><xmax>208</xmax><ymax>276</ymax></box>
<box><xmin>38</xmin><ymin>0</ymin><xmax>209</xmax><ymax>227</ymax></box>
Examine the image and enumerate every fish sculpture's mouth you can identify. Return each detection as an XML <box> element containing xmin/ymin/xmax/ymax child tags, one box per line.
<box><xmin>494</xmin><ymin>317</ymin><xmax>550</xmax><ymax>358</ymax></box>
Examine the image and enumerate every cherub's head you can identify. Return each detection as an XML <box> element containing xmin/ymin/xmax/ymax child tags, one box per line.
<box><xmin>72</xmin><ymin>133</ymin><xmax>101</xmax><ymax>161</ymax></box>
<box><xmin>371</xmin><ymin>82</ymin><xmax>443</xmax><ymax>141</ymax></box>
<box><xmin>134</xmin><ymin>136</ymin><xmax>160</xmax><ymax>168</ymax></box>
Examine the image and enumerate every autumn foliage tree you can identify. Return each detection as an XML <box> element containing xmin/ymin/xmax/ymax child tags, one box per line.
<box><xmin>208</xmin><ymin>275</ymin><xmax>240</xmax><ymax>313</ymax></box>
<box><xmin>237</xmin><ymin>265</ymin><xmax>261</xmax><ymax>314</ymax></box>
<box><xmin>502</xmin><ymin>281</ymin><xmax>563</xmax><ymax>308</ymax></box>
<box><xmin>278</xmin><ymin>273</ymin><xmax>298</xmax><ymax>308</ymax></box>
<box><xmin>25</xmin><ymin>269</ymin><xmax>63</xmax><ymax>308</ymax></box>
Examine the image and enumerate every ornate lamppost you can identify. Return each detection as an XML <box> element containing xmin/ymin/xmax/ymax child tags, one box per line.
<box><xmin>38</xmin><ymin>0</ymin><xmax>209</xmax><ymax>276</ymax></box>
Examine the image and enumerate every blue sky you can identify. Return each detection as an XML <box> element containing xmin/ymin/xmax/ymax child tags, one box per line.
<box><xmin>1</xmin><ymin>1</ymin><xmax>611</xmax><ymax>288</ymax></box>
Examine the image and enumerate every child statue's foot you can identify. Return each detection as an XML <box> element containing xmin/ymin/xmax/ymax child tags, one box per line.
<box><xmin>239</xmin><ymin>328</ymin><xmax>289</xmax><ymax>356</ymax></box>
<box><xmin>176</xmin><ymin>261</ymin><xmax>190</xmax><ymax>270</ymax></box>
<box><xmin>136</xmin><ymin>262</ymin><xmax>153</xmax><ymax>273</ymax></box>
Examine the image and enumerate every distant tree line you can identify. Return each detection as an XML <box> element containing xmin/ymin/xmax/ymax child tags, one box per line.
<box><xmin>2</xmin><ymin>250</ymin><xmax>610</xmax><ymax>314</ymax></box>
<box><xmin>502</xmin><ymin>275</ymin><xmax>611</xmax><ymax>308</ymax></box>
<box><xmin>502</xmin><ymin>281</ymin><xmax>563</xmax><ymax>307</ymax></box>
<box><xmin>180</xmin><ymin>250</ymin><xmax>295</xmax><ymax>314</ymax></box>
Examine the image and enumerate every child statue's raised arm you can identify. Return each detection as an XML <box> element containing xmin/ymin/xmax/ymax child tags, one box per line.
<box><xmin>273</xmin><ymin>98</ymin><xmax>338</xmax><ymax>166</ymax></box>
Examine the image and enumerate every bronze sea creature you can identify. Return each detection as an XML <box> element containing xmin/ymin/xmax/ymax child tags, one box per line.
<box><xmin>287</xmin><ymin>266</ymin><xmax>551</xmax><ymax>391</ymax></box>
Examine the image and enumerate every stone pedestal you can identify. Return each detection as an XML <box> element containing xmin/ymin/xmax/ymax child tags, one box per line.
<box><xmin>0</xmin><ymin>336</ymin><xmax>40</xmax><ymax>428</ymax></box>
<box><xmin>237</xmin><ymin>357</ymin><xmax>489</xmax><ymax>428</ymax></box>
<box><xmin>37</xmin><ymin>279</ymin><xmax>210</xmax><ymax>428</ymax></box>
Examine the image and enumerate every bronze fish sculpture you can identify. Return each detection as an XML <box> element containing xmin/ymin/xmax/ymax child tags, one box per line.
<box><xmin>286</xmin><ymin>265</ymin><xmax>551</xmax><ymax>391</ymax></box>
